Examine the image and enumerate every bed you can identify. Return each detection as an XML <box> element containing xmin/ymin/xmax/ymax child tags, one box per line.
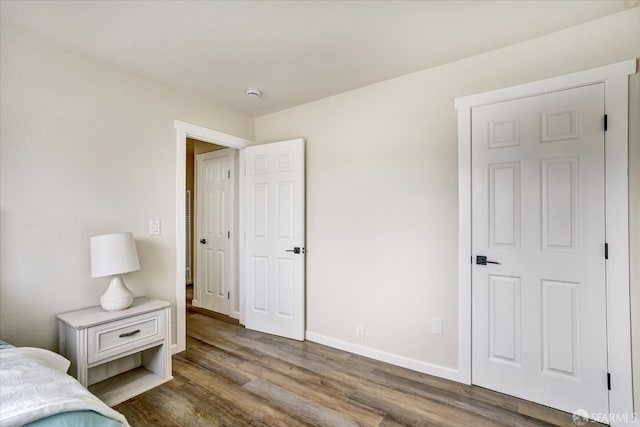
<box><xmin>0</xmin><ymin>341</ymin><xmax>130</xmax><ymax>427</ymax></box>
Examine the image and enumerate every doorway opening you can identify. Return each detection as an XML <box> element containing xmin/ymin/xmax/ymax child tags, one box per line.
<box><xmin>186</xmin><ymin>138</ymin><xmax>239</xmax><ymax>323</ymax></box>
<box><xmin>174</xmin><ymin>120</ymin><xmax>251</xmax><ymax>354</ymax></box>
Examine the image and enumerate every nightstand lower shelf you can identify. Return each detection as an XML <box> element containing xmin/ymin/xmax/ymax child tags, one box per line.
<box><xmin>89</xmin><ymin>366</ymin><xmax>173</xmax><ymax>406</ymax></box>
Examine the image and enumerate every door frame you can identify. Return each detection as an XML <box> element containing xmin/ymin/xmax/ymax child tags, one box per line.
<box><xmin>193</xmin><ymin>148</ymin><xmax>236</xmax><ymax>316</ymax></box>
<box><xmin>174</xmin><ymin>120</ymin><xmax>252</xmax><ymax>354</ymax></box>
<box><xmin>455</xmin><ymin>59</ymin><xmax>636</xmax><ymax>422</ymax></box>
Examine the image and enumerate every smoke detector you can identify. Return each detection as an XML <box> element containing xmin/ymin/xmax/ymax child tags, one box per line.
<box><xmin>245</xmin><ymin>88</ymin><xmax>262</xmax><ymax>98</ymax></box>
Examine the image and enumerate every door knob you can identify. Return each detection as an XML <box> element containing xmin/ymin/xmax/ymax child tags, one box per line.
<box><xmin>200</xmin><ymin>239</ymin><xmax>206</xmax><ymax>244</ymax></box>
<box><xmin>476</xmin><ymin>255</ymin><xmax>500</xmax><ymax>265</ymax></box>
<box><xmin>285</xmin><ymin>247</ymin><xmax>304</xmax><ymax>254</ymax></box>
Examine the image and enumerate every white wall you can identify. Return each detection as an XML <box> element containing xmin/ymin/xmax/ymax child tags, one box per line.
<box><xmin>255</xmin><ymin>6</ymin><xmax>640</xmax><ymax>396</ymax></box>
<box><xmin>0</xmin><ymin>28</ymin><xmax>254</xmax><ymax>350</ymax></box>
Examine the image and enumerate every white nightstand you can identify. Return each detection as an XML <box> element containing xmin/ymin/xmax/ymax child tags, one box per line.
<box><xmin>57</xmin><ymin>297</ymin><xmax>173</xmax><ymax>406</ymax></box>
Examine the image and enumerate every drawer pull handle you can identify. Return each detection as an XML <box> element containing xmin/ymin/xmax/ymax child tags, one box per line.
<box><xmin>119</xmin><ymin>329</ymin><xmax>141</xmax><ymax>338</ymax></box>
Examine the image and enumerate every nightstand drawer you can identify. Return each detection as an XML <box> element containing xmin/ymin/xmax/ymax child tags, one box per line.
<box><xmin>87</xmin><ymin>311</ymin><xmax>165</xmax><ymax>364</ymax></box>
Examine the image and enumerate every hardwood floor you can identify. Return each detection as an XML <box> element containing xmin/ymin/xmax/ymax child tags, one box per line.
<box><xmin>115</xmin><ymin>312</ymin><xmax>581</xmax><ymax>426</ymax></box>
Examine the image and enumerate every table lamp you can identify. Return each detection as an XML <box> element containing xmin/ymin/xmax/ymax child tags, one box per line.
<box><xmin>90</xmin><ymin>232</ymin><xmax>140</xmax><ymax>311</ymax></box>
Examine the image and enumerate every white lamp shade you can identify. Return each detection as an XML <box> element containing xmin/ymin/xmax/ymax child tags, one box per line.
<box><xmin>90</xmin><ymin>232</ymin><xmax>141</xmax><ymax>278</ymax></box>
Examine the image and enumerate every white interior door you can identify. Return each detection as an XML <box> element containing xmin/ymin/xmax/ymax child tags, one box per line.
<box><xmin>244</xmin><ymin>139</ymin><xmax>305</xmax><ymax>340</ymax></box>
<box><xmin>471</xmin><ymin>84</ymin><xmax>609</xmax><ymax>417</ymax></box>
<box><xmin>195</xmin><ymin>149</ymin><xmax>234</xmax><ymax>315</ymax></box>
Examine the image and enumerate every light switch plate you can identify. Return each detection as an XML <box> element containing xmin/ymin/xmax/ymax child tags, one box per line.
<box><xmin>149</xmin><ymin>219</ymin><xmax>161</xmax><ymax>235</ymax></box>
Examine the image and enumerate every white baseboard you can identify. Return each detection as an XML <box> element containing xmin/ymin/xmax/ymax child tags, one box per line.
<box><xmin>305</xmin><ymin>331</ymin><xmax>461</xmax><ymax>383</ymax></box>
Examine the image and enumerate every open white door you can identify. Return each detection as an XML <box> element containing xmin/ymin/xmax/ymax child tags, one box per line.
<box><xmin>243</xmin><ymin>139</ymin><xmax>305</xmax><ymax>340</ymax></box>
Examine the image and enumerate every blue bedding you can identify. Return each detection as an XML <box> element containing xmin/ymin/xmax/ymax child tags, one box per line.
<box><xmin>26</xmin><ymin>411</ymin><xmax>123</xmax><ymax>427</ymax></box>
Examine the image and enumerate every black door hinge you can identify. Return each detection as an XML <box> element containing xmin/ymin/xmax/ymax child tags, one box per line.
<box><xmin>228</xmin><ymin>170</ymin><xmax>231</xmax><ymax>179</ymax></box>
<box><xmin>227</xmin><ymin>291</ymin><xmax>230</xmax><ymax>300</ymax></box>
<box><xmin>605</xmin><ymin>243</ymin><xmax>609</xmax><ymax>260</ymax></box>
<box><xmin>607</xmin><ymin>372</ymin><xmax>611</xmax><ymax>390</ymax></box>
<box><xmin>604</xmin><ymin>114</ymin><xmax>608</xmax><ymax>131</ymax></box>
<box><xmin>228</xmin><ymin>231</ymin><xmax>230</xmax><ymax>239</ymax></box>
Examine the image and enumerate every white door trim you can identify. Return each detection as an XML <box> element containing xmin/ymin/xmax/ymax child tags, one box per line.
<box><xmin>455</xmin><ymin>59</ymin><xmax>637</xmax><ymax>424</ymax></box>
<box><xmin>174</xmin><ymin>120</ymin><xmax>252</xmax><ymax>354</ymax></box>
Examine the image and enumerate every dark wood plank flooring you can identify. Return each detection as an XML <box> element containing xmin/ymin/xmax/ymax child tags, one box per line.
<box><xmin>115</xmin><ymin>312</ymin><xmax>580</xmax><ymax>426</ymax></box>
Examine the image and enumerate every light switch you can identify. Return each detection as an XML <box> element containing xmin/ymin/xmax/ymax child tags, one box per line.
<box><xmin>149</xmin><ymin>219</ymin><xmax>161</xmax><ymax>235</ymax></box>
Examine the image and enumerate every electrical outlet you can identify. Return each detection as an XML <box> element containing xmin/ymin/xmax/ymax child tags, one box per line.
<box><xmin>432</xmin><ymin>317</ymin><xmax>443</xmax><ymax>335</ymax></box>
<box><xmin>356</xmin><ymin>325</ymin><xmax>365</xmax><ymax>340</ymax></box>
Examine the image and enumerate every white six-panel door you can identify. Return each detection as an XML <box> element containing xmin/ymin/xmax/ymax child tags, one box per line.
<box><xmin>244</xmin><ymin>139</ymin><xmax>305</xmax><ymax>340</ymax></box>
<box><xmin>471</xmin><ymin>84</ymin><xmax>608</xmax><ymax>416</ymax></box>
<box><xmin>194</xmin><ymin>149</ymin><xmax>234</xmax><ymax>316</ymax></box>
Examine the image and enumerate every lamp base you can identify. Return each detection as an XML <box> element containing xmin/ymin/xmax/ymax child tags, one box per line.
<box><xmin>100</xmin><ymin>275</ymin><xmax>134</xmax><ymax>311</ymax></box>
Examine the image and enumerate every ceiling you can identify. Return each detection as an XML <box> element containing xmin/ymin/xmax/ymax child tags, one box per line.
<box><xmin>1</xmin><ymin>1</ymin><xmax>636</xmax><ymax>117</ymax></box>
